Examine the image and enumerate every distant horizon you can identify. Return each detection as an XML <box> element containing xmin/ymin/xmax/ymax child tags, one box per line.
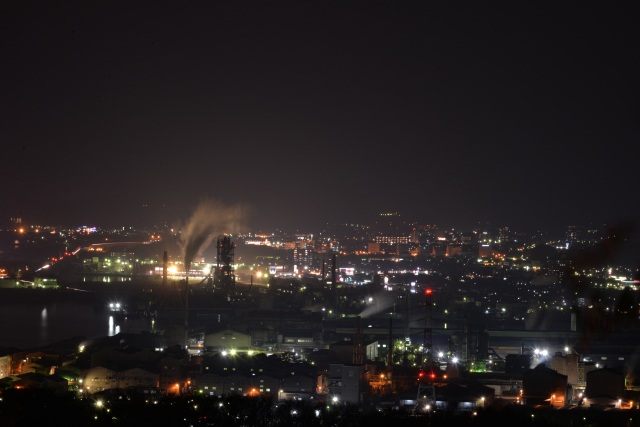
<box><xmin>4</xmin><ymin>207</ymin><xmax>637</xmax><ymax>239</ymax></box>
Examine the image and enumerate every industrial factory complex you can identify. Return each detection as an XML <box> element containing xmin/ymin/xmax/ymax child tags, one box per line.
<box><xmin>1</xmin><ymin>216</ymin><xmax>639</xmax><ymax>419</ymax></box>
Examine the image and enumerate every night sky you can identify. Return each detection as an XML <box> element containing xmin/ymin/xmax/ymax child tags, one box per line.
<box><xmin>2</xmin><ymin>2</ymin><xmax>639</xmax><ymax>234</ymax></box>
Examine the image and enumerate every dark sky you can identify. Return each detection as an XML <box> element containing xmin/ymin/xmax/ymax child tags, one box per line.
<box><xmin>2</xmin><ymin>1</ymin><xmax>639</xmax><ymax>233</ymax></box>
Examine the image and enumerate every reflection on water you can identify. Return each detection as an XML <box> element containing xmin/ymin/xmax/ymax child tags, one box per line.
<box><xmin>0</xmin><ymin>300</ymin><xmax>153</xmax><ymax>350</ymax></box>
<box><xmin>108</xmin><ymin>315</ymin><xmax>121</xmax><ymax>336</ymax></box>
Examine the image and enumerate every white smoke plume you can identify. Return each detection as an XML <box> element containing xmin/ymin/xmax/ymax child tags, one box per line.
<box><xmin>358</xmin><ymin>291</ymin><xmax>397</xmax><ymax>318</ymax></box>
<box><xmin>177</xmin><ymin>199</ymin><xmax>247</xmax><ymax>273</ymax></box>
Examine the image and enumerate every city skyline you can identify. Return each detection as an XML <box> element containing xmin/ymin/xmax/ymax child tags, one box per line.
<box><xmin>2</xmin><ymin>2</ymin><xmax>638</xmax><ymax>234</ymax></box>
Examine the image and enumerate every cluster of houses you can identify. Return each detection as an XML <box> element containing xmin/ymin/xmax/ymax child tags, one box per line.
<box><xmin>1</xmin><ymin>327</ymin><xmax>639</xmax><ymax>413</ymax></box>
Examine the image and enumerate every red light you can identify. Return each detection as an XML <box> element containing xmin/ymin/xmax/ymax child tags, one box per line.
<box><xmin>426</xmin><ymin>289</ymin><xmax>432</xmax><ymax>295</ymax></box>
<box><xmin>418</xmin><ymin>371</ymin><xmax>425</xmax><ymax>377</ymax></box>
<box><xmin>430</xmin><ymin>373</ymin><xmax>436</xmax><ymax>379</ymax></box>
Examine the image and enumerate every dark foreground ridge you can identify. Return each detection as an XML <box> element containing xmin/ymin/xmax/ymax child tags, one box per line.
<box><xmin>2</xmin><ymin>390</ymin><xmax>640</xmax><ymax>427</ymax></box>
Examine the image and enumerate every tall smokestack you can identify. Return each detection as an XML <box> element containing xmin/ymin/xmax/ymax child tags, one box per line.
<box><xmin>163</xmin><ymin>251</ymin><xmax>168</xmax><ymax>286</ymax></box>
<box><xmin>331</xmin><ymin>253</ymin><xmax>337</xmax><ymax>290</ymax></box>
<box><xmin>184</xmin><ymin>276</ymin><xmax>189</xmax><ymax>349</ymax></box>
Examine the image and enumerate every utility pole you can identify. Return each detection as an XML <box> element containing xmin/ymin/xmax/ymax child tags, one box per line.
<box><xmin>423</xmin><ymin>288</ymin><xmax>433</xmax><ymax>367</ymax></box>
<box><xmin>353</xmin><ymin>316</ymin><xmax>364</xmax><ymax>365</ymax></box>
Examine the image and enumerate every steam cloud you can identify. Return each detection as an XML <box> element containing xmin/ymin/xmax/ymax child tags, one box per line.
<box><xmin>358</xmin><ymin>291</ymin><xmax>397</xmax><ymax>318</ymax></box>
<box><xmin>178</xmin><ymin>199</ymin><xmax>247</xmax><ymax>273</ymax></box>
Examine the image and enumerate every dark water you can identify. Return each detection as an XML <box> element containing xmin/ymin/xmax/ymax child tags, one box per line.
<box><xmin>0</xmin><ymin>279</ymin><xmax>231</xmax><ymax>350</ymax></box>
<box><xmin>0</xmin><ymin>288</ymin><xmax>157</xmax><ymax>350</ymax></box>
